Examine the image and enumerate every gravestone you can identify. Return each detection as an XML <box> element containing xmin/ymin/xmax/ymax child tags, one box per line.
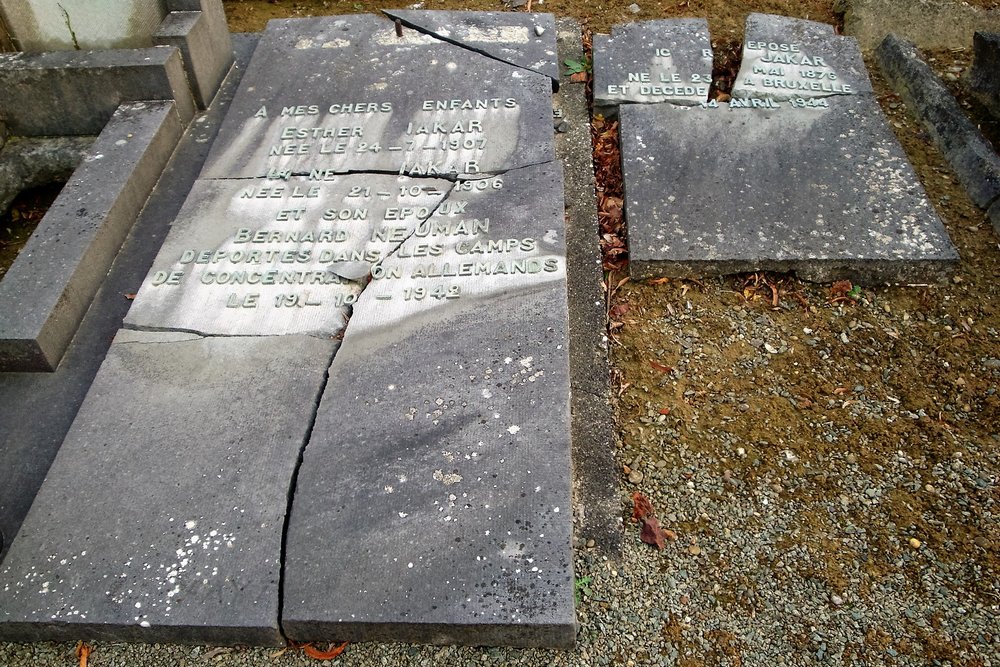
<box><xmin>592</xmin><ymin>19</ymin><xmax>713</xmax><ymax>109</ymax></box>
<box><xmin>611</xmin><ymin>13</ymin><xmax>958</xmax><ymax>282</ymax></box>
<box><xmin>0</xmin><ymin>12</ymin><xmax>575</xmax><ymax>648</ymax></box>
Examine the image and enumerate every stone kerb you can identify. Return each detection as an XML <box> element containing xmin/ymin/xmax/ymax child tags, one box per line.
<box><xmin>0</xmin><ymin>101</ymin><xmax>183</xmax><ymax>371</ymax></box>
<box><xmin>876</xmin><ymin>33</ymin><xmax>1000</xmax><ymax>219</ymax></box>
<box><xmin>0</xmin><ymin>1</ymin><xmax>234</xmax><ymax>371</ymax></box>
<box><xmin>0</xmin><ymin>47</ymin><xmax>195</xmax><ymax>136</ymax></box>
<box><xmin>607</xmin><ymin>13</ymin><xmax>959</xmax><ymax>283</ymax></box>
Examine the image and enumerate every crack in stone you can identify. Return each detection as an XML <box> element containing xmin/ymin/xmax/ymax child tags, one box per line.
<box><xmin>382</xmin><ymin>10</ymin><xmax>559</xmax><ymax>90</ymax></box>
<box><xmin>276</xmin><ymin>342</ymin><xmax>338</xmax><ymax>643</ymax></box>
<box><xmin>119</xmin><ymin>323</ymin><xmax>355</xmax><ymax>340</ymax></box>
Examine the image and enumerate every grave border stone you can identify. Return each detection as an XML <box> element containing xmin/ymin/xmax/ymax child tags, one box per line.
<box><xmin>0</xmin><ymin>0</ymin><xmax>234</xmax><ymax>371</ymax></box>
<box><xmin>0</xmin><ymin>101</ymin><xmax>183</xmax><ymax>372</ymax></box>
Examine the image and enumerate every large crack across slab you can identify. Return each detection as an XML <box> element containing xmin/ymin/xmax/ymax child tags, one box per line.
<box><xmin>382</xmin><ymin>10</ymin><xmax>559</xmax><ymax>91</ymax></box>
<box><xmin>276</xmin><ymin>340</ymin><xmax>338</xmax><ymax>644</ymax></box>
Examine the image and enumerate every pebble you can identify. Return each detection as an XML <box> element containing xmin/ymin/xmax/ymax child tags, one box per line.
<box><xmin>628</xmin><ymin>470</ymin><xmax>644</xmax><ymax>484</ymax></box>
<box><xmin>909</xmin><ymin>537</ymin><xmax>922</xmax><ymax>549</ymax></box>
<box><xmin>628</xmin><ymin>2</ymin><xmax>640</xmax><ymax>12</ymax></box>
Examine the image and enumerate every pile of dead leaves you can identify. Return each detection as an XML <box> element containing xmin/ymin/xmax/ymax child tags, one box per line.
<box><xmin>592</xmin><ymin>115</ymin><xmax>627</xmax><ymax>272</ymax></box>
<box><xmin>738</xmin><ymin>272</ymin><xmax>809</xmax><ymax>310</ymax></box>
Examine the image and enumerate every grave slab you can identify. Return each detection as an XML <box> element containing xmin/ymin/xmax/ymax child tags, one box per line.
<box><xmin>283</xmin><ymin>161</ymin><xmax>575</xmax><ymax>648</ymax></box>
<box><xmin>592</xmin><ymin>20</ymin><xmax>713</xmax><ymax>109</ymax></box>
<box><xmin>383</xmin><ymin>9</ymin><xmax>559</xmax><ymax>84</ymax></box>
<box><xmin>621</xmin><ymin>95</ymin><xmax>959</xmax><ymax>282</ymax></box>
<box><xmin>732</xmin><ymin>13</ymin><xmax>872</xmax><ymax>102</ymax></box>
<box><xmin>0</xmin><ymin>101</ymin><xmax>183</xmax><ymax>371</ymax></box>
<box><xmin>200</xmin><ymin>15</ymin><xmax>553</xmax><ymax>180</ymax></box>
<box><xmin>0</xmin><ymin>330</ymin><xmax>335</xmax><ymax>645</ymax></box>
<box><xmin>124</xmin><ymin>174</ymin><xmax>450</xmax><ymax>337</ymax></box>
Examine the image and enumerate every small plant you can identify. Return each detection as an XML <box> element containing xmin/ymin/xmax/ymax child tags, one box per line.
<box><xmin>847</xmin><ymin>284</ymin><xmax>862</xmax><ymax>300</ymax></box>
<box><xmin>574</xmin><ymin>575</ymin><xmax>593</xmax><ymax>604</ymax></box>
<box><xmin>564</xmin><ymin>57</ymin><xmax>591</xmax><ymax>76</ymax></box>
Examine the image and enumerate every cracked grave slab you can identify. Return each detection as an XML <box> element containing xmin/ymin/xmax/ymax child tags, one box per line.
<box><xmin>621</xmin><ymin>93</ymin><xmax>959</xmax><ymax>283</ymax></box>
<box><xmin>0</xmin><ymin>330</ymin><xmax>336</xmax><ymax>646</ymax></box>
<box><xmin>592</xmin><ymin>19</ymin><xmax>713</xmax><ymax>110</ymax></box>
<box><xmin>200</xmin><ymin>14</ymin><xmax>554</xmax><ymax>181</ymax></box>
<box><xmin>732</xmin><ymin>13</ymin><xmax>873</xmax><ymax>101</ymax></box>
<box><xmin>382</xmin><ymin>9</ymin><xmax>559</xmax><ymax>85</ymax></box>
<box><xmin>282</xmin><ymin>160</ymin><xmax>576</xmax><ymax>648</ymax></box>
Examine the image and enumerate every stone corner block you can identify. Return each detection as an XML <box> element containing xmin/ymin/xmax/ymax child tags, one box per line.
<box><xmin>0</xmin><ymin>101</ymin><xmax>183</xmax><ymax>372</ymax></box>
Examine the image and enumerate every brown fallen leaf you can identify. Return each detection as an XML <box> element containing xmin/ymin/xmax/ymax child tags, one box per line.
<box><xmin>302</xmin><ymin>642</ymin><xmax>349</xmax><ymax>660</ymax></box>
<box><xmin>640</xmin><ymin>516</ymin><xmax>668</xmax><ymax>550</ymax></box>
<box><xmin>658</xmin><ymin>407</ymin><xmax>671</xmax><ymax>415</ymax></box>
<box><xmin>75</xmin><ymin>641</ymin><xmax>91</xmax><ymax>667</ymax></box>
<box><xmin>649</xmin><ymin>360</ymin><xmax>672</xmax><ymax>373</ymax></box>
<box><xmin>631</xmin><ymin>491</ymin><xmax>654</xmax><ymax>521</ymax></box>
<box><xmin>569</xmin><ymin>71</ymin><xmax>587</xmax><ymax>83</ymax></box>
<box><xmin>609</xmin><ymin>302</ymin><xmax>630</xmax><ymax>319</ymax></box>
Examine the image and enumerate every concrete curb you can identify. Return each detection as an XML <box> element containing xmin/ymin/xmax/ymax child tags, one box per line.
<box><xmin>0</xmin><ymin>101</ymin><xmax>183</xmax><ymax>371</ymax></box>
<box><xmin>556</xmin><ymin>18</ymin><xmax>623</xmax><ymax>559</ymax></box>
<box><xmin>876</xmin><ymin>33</ymin><xmax>1000</xmax><ymax>215</ymax></box>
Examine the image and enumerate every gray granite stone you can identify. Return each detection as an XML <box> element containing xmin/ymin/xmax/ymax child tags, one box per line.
<box><xmin>877</xmin><ymin>33</ymin><xmax>1000</xmax><ymax>210</ymax></box>
<box><xmin>283</xmin><ymin>161</ymin><xmax>575</xmax><ymax>648</ymax></box>
<box><xmin>989</xmin><ymin>197</ymin><xmax>1000</xmax><ymax>236</ymax></box>
<box><xmin>733</xmin><ymin>13</ymin><xmax>872</xmax><ymax>102</ymax></box>
<box><xmin>0</xmin><ymin>135</ymin><xmax>93</xmax><ymax>214</ymax></box>
<box><xmin>200</xmin><ymin>15</ymin><xmax>553</xmax><ymax>180</ymax></box>
<box><xmin>0</xmin><ymin>101</ymin><xmax>183</xmax><ymax>372</ymax></box>
<box><xmin>593</xmin><ymin>20</ymin><xmax>713</xmax><ymax>109</ymax></box>
<box><xmin>0</xmin><ymin>330</ymin><xmax>335</xmax><ymax>645</ymax></box>
<box><xmin>621</xmin><ymin>95</ymin><xmax>959</xmax><ymax>282</ymax></box>
<box><xmin>383</xmin><ymin>9</ymin><xmax>558</xmax><ymax>84</ymax></box>
<box><xmin>124</xmin><ymin>173</ymin><xmax>450</xmax><ymax>336</ymax></box>
<box><xmin>555</xmin><ymin>17</ymin><xmax>621</xmax><ymax>557</ymax></box>
<box><xmin>0</xmin><ymin>47</ymin><xmax>195</xmax><ymax>136</ymax></box>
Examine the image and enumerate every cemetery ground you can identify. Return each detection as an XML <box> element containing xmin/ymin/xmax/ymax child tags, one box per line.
<box><xmin>2</xmin><ymin>2</ymin><xmax>998</xmax><ymax>666</ymax></box>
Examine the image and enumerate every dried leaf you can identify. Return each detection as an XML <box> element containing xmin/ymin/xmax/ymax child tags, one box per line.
<box><xmin>631</xmin><ymin>492</ymin><xmax>654</xmax><ymax>521</ymax></box>
<box><xmin>569</xmin><ymin>71</ymin><xmax>587</xmax><ymax>83</ymax></box>
<box><xmin>302</xmin><ymin>642</ymin><xmax>349</xmax><ymax>660</ymax></box>
<box><xmin>658</xmin><ymin>407</ymin><xmax>671</xmax><ymax>415</ymax></box>
<box><xmin>830</xmin><ymin>280</ymin><xmax>853</xmax><ymax>298</ymax></box>
<box><xmin>608</xmin><ymin>302</ymin><xmax>629</xmax><ymax>318</ymax></box>
<box><xmin>640</xmin><ymin>516</ymin><xmax>667</xmax><ymax>549</ymax></box>
<box><xmin>649</xmin><ymin>360</ymin><xmax>672</xmax><ymax>373</ymax></box>
<box><xmin>75</xmin><ymin>641</ymin><xmax>91</xmax><ymax>667</ymax></box>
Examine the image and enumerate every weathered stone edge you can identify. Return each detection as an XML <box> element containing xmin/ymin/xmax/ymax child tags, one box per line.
<box><xmin>555</xmin><ymin>18</ymin><xmax>623</xmax><ymax>559</ymax></box>
<box><xmin>876</xmin><ymin>33</ymin><xmax>1000</xmax><ymax>212</ymax></box>
<box><xmin>0</xmin><ymin>101</ymin><xmax>183</xmax><ymax>371</ymax></box>
<box><xmin>630</xmin><ymin>256</ymin><xmax>959</xmax><ymax>285</ymax></box>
